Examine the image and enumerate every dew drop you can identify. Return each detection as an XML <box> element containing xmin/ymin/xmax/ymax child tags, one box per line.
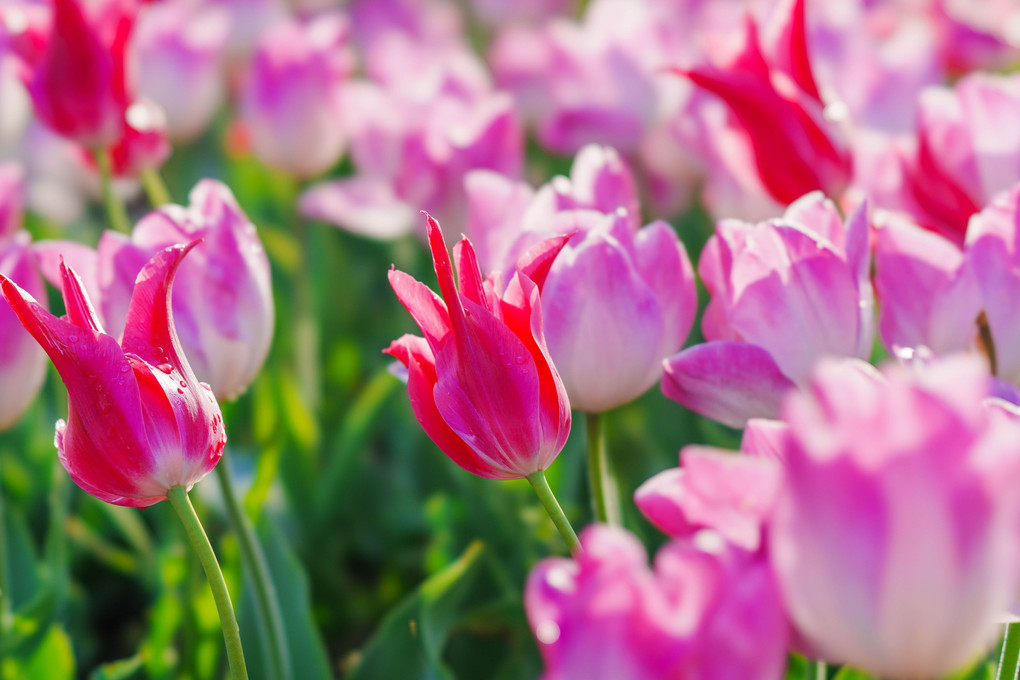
<box><xmin>515</xmin><ymin>355</ymin><xmax>526</xmax><ymax>365</ymax></box>
<box><xmin>200</xmin><ymin>382</ymin><xmax>212</xmax><ymax>391</ymax></box>
<box><xmin>156</xmin><ymin>363</ymin><xmax>173</xmax><ymax>374</ymax></box>
<box><xmin>100</xmin><ymin>404</ymin><xmax>112</xmax><ymax>414</ymax></box>
<box><xmin>179</xmin><ymin>380</ymin><xmax>187</xmax><ymax>388</ymax></box>
<box><xmin>120</xmin><ymin>364</ymin><xmax>131</xmax><ymax>373</ymax></box>
<box><xmin>152</xmin><ymin>346</ymin><xmax>164</xmax><ymax>356</ymax></box>
<box><xmin>94</xmin><ymin>384</ymin><xmax>103</xmax><ymax>392</ymax></box>
<box><xmin>504</xmin><ymin>362</ymin><xmax>513</xmax><ymax>369</ymax></box>
<box><xmin>68</xmin><ymin>334</ymin><xmax>79</xmax><ymax>343</ymax></box>
<box><xmin>177</xmin><ymin>387</ymin><xmax>185</xmax><ymax>394</ymax></box>
<box><xmin>106</xmin><ymin>427</ymin><xmax>116</xmax><ymax>439</ymax></box>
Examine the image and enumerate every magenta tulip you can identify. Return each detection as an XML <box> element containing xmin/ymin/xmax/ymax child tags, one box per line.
<box><xmin>0</xmin><ymin>242</ymin><xmax>226</xmax><ymax>507</ymax></box>
<box><xmin>0</xmin><ymin>230</ymin><xmax>47</xmax><ymax>431</ymax></box>
<box><xmin>385</xmin><ymin>214</ymin><xmax>570</xmax><ymax>480</ymax></box>
<box><xmin>526</xmin><ymin>525</ymin><xmax>788</xmax><ymax>680</ymax></box>
<box><xmin>770</xmin><ymin>356</ymin><xmax>1020</xmax><ymax>678</ymax></box>
<box><xmin>18</xmin><ymin>0</ymin><xmax>136</xmax><ymax>147</ymax></box>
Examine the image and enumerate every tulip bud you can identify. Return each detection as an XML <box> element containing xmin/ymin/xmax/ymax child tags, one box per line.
<box><xmin>770</xmin><ymin>356</ymin><xmax>1020</xmax><ymax>678</ymax></box>
<box><xmin>540</xmin><ymin>211</ymin><xmax>696</xmax><ymax>412</ymax></box>
<box><xmin>385</xmin><ymin>214</ymin><xmax>571</xmax><ymax>480</ymax></box>
<box><xmin>20</xmin><ymin>0</ymin><xmax>136</xmax><ymax>148</ymax></box>
<box><xmin>240</xmin><ymin>14</ymin><xmax>353</xmax><ymax>178</ymax></box>
<box><xmin>0</xmin><ymin>242</ymin><xmax>226</xmax><ymax>507</ymax></box>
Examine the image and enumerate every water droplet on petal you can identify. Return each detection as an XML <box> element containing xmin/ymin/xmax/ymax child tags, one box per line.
<box><xmin>515</xmin><ymin>355</ymin><xmax>526</xmax><ymax>365</ymax></box>
<box><xmin>179</xmin><ymin>380</ymin><xmax>187</xmax><ymax>388</ymax></box>
<box><xmin>100</xmin><ymin>404</ymin><xmax>112</xmax><ymax>414</ymax></box>
<box><xmin>68</xmin><ymin>334</ymin><xmax>79</xmax><ymax>343</ymax></box>
<box><xmin>120</xmin><ymin>364</ymin><xmax>130</xmax><ymax>373</ymax></box>
<box><xmin>177</xmin><ymin>387</ymin><xmax>185</xmax><ymax>394</ymax></box>
<box><xmin>152</xmin><ymin>346</ymin><xmax>164</xmax><ymax>356</ymax></box>
<box><xmin>156</xmin><ymin>363</ymin><xmax>173</xmax><ymax>374</ymax></box>
<box><xmin>106</xmin><ymin>427</ymin><xmax>116</xmax><ymax>439</ymax></box>
<box><xmin>200</xmin><ymin>382</ymin><xmax>212</xmax><ymax>391</ymax></box>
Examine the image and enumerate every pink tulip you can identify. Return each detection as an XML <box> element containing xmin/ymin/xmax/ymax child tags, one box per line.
<box><xmin>662</xmin><ymin>192</ymin><xmax>873</xmax><ymax>427</ymax></box>
<box><xmin>770</xmin><ymin>356</ymin><xmax>1020</xmax><ymax>678</ymax></box>
<box><xmin>469</xmin><ymin>0</ymin><xmax>568</xmax><ymax>26</ymax></box>
<box><xmin>34</xmin><ymin>180</ymin><xmax>274</xmax><ymax>401</ymax></box>
<box><xmin>240</xmin><ymin>13</ymin><xmax>353</xmax><ymax>178</ymax></box>
<box><xmin>385</xmin><ymin>214</ymin><xmax>570</xmax><ymax>480</ymax></box>
<box><xmin>17</xmin><ymin>0</ymin><xmax>136</xmax><ymax>148</ymax></box>
<box><xmin>635</xmin><ymin>446</ymin><xmax>783</xmax><ymax>553</ymax></box>
<box><xmin>540</xmin><ymin>211</ymin><xmax>696</xmax><ymax>412</ymax></box>
<box><xmin>680</xmin><ymin>0</ymin><xmax>852</xmax><ymax>207</ymax></box>
<box><xmin>526</xmin><ymin>525</ymin><xmax>788</xmax><ymax>680</ymax></box>
<box><xmin>80</xmin><ymin>98</ymin><xmax>170</xmax><ymax>178</ymax></box>
<box><xmin>886</xmin><ymin>73</ymin><xmax>1020</xmax><ymax>246</ymax></box>
<box><xmin>0</xmin><ymin>243</ymin><xmax>226</xmax><ymax>507</ymax></box>
<box><xmin>134</xmin><ymin>0</ymin><xmax>231</xmax><ymax>142</ymax></box>
<box><xmin>0</xmin><ymin>229</ymin><xmax>47</xmax><ymax>431</ymax></box>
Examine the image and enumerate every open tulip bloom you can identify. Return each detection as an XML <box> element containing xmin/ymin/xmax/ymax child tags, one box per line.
<box><xmin>387</xmin><ymin>213</ymin><xmax>579</xmax><ymax>551</ymax></box>
<box><xmin>0</xmin><ymin>241</ymin><xmax>249</xmax><ymax>679</ymax></box>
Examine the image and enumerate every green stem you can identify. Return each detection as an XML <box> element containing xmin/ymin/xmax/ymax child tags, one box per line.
<box><xmin>167</xmin><ymin>486</ymin><xmax>249</xmax><ymax>680</ymax></box>
<box><xmin>214</xmin><ymin>456</ymin><xmax>291</xmax><ymax>680</ymax></box>
<box><xmin>805</xmin><ymin>659</ymin><xmax>827</xmax><ymax>680</ymax></box>
<box><xmin>0</xmin><ymin>475</ymin><xmax>11</xmax><ymax>647</ymax></box>
<box><xmin>94</xmin><ymin>148</ymin><xmax>131</xmax><ymax>234</ymax></box>
<box><xmin>585</xmin><ymin>412</ymin><xmax>621</xmax><ymax>525</ymax></box>
<box><xmin>291</xmin><ymin>194</ymin><xmax>320</xmax><ymax>411</ymax></box>
<box><xmin>140</xmin><ymin>167</ymin><xmax>173</xmax><ymax>208</ymax></box>
<box><xmin>998</xmin><ymin>623</ymin><xmax>1020</xmax><ymax>680</ymax></box>
<box><xmin>525</xmin><ymin>471</ymin><xmax>581</xmax><ymax>555</ymax></box>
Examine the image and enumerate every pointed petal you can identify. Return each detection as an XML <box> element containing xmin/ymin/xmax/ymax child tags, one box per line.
<box><xmin>58</xmin><ymin>259</ymin><xmax>104</xmax><ymax>333</ymax></box>
<box><xmin>388</xmin><ymin>268</ymin><xmax>451</xmax><ymax>352</ymax></box>
<box><xmin>662</xmin><ymin>342</ymin><xmax>796</xmax><ymax>428</ymax></box>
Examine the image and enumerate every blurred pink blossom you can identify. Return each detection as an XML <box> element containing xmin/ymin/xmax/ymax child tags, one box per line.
<box><xmin>240</xmin><ymin>12</ymin><xmax>352</xmax><ymax>178</ymax></box>
<box><xmin>134</xmin><ymin>0</ymin><xmax>231</xmax><ymax>142</ymax></box>
<box><xmin>526</xmin><ymin>525</ymin><xmax>788</xmax><ymax>680</ymax></box>
<box><xmin>770</xmin><ymin>355</ymin><xmax>1020</xmax><ymax>677</ymax></box>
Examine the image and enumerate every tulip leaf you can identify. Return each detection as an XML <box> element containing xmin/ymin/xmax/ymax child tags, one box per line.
<box><xmin>831</xmin><ymin>668</ymin><xmax>874</xmax><ymax>680</ymax></box>
<box><xmin>238</xmin><ymin>515</ymin><xmax>333</xmax><ymax>680</ymax></box>
<box><xmin>346</xmin><ymin>541</ymin><xmax>486</xmax><ymax>680</ymax></box>
<box><xmin>0</xmin><ymin>624</ymin><xmax>75</xmax><ymax>680</ymax></box>
<box><xmin>948</xmin><ymin>661</ymin><xmax>995</xmax><ymax>680</ymax></box>
<box><xmin>89</xmin><ymin>653</ymin><xmax>145</xmax><ymax>680</ymax></box>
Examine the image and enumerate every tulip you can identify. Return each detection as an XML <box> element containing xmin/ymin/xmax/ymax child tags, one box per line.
<box><xmin>18</xmin><ymin>0</ymin><xmax>136</xmax><ymax>148</ymax></box>
<box><xmin>0</xmin><ymin>242</ymin><xmax>226</xmax><ymax>507</ymax></box>
<box><xmin>0</xmin><ymin>230</ymin><xmax>48</xmax><ymax>431</ymax></box>
<box><xmin>526</xmin><ymin>525</ymin><xmax>788</xmax><ymax>680</ymax></box>
<box><xmin>540</xmin><ymin>210</ymin><xmax>696</xmax><ymax>412</ymax></box>
<box><xmin>634</xmin><ymin>446</ymin><xmax>783</xmax><ymax>553</ymax></box>
<box><xmin>386</xmin><ymin>213</ymin><xmax>570</xmax><ymax>481</ymax></box>
<box><xmin>76</xmin><ymin>98</ymin><xmax>171</xmax><ymax>179</ymax></box>
<box><xmin>769</xmin><ymin>356</ymin><xmax>1020</xmax><ymax>678</ymax></box>
<box><xmin>240</xmin><ymin>13</ymin><xmax>353</xmax><ymax>178</ymax></box>
<box><xmin>34</xmin><ymin>180</ymin><xmax>274</xmax><ymax>401</ymax></box>
<box><xmin>662</xmin><ymin>192</ymin><xmax>872</xmax><ymax>427</ymax></box>
<box><xmin>680</xmin><ymin>0</ymin><xmax>852</xmax><ymax>207</ymax></box>
<box><xmin>134</xmin><ymin>0</ymin><xmax>231</xmax><ymax>143</ymax></box>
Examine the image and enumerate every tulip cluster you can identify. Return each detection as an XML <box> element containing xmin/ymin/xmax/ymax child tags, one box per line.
<box><xmin>6</xmin><ymin>0</ymin><xmax>1020</xmax><ymax>678</ymax></box>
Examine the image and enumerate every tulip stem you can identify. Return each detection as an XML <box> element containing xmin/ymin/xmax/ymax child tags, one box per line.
<box><xmin>141</xmin><ymin>167</ymin><xmax>173</xmax><ymax>208</ymax></box>
<box><xmin>214</xmin><ymin>457</ymin><xmax>292</xmax><ymax>680</ymax></box>
<box><xmin>998</xmin><ymin>623</ymin><xmax>1020</xmax><ymax>680</ymax></box>
<box><xmin>804</xmin><ymin>660</ymin><xmax>826</xmax><ymax>680</ymax></box>
<box><xmin>526</xmin><ymin>471</ymin><xmax>581</xmax><ymax>555</ymax></box>
<box><xmin>167</xmin><ymin>486</ymin><xmax>249</xmax><ymax>680</ymax></box>
<box><xmin>585</xmin><ymin>412</ymin><xmax>621</xmax><ymax>525</ymax></box>
<box><xmin>94</xmin><ymin>148</ymin><xmax>131</xmax><ymax>234</ymax></box>
<box><xmin>0</xmin><ymin>477</ymin><xmax>11</xmax><ymax>644</ymax></box>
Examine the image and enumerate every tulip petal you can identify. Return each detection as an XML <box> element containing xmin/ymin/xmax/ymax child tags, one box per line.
<box><xmin>299</xmin><ymin>177</ymin><xmax>417</xmax><ymax>239</ymax></box>
<box><xmin>662</xmin><ymin>342</ymin><xmax>796</xmax><ymax>428</ymax></box>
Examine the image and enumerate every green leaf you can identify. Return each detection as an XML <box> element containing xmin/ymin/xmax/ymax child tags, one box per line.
<box><xmin>239</xmin><ymin>516</ymin><xmax>333</xmax><ymax>680</ymax></box>
<box><xmin>346</xmin><ymin>541</ymin><xmax>486</xmax><ymax>680</ymax></box>
<box><xmin>832</xmin><ymin>667</ymin><xmax>874</xmax><ymax>680</ymax></box>
<box><xmin>1</xmin><ymin>625</ymin><xmax>75</xmax><ymax>680</ymax></box>
<box><xmin>948</xmin><ymin>661</ymin><xmax>995</xmax><ymax>680</ymax></box>
<box><xmin>89</xmin><ymin>654</ymin><xmax>145</xmax><ymax>680</ymax></box>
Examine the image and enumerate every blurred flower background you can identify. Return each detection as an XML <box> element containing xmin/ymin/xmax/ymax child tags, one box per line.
<box><xmin>1</xmin><ymin>0</ymin><xmax>1020</xmax><ymax>678</ymax></box>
